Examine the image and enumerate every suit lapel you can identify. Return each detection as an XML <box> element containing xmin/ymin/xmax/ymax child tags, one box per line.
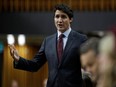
<box><xmin>52</xmin><ymin>34</ymin><xmax>59</xmax><ymax>66</ymax></box>
<box><xmin>58</xmin><ymin>30</ymin><xmax>74</xmax><ymax>68</ymax></box>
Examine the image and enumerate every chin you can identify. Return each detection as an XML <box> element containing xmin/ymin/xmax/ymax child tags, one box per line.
<box><xmin>91</xmin><ymin>77</ymin><xmax>96</xmax><ymax>82</ymax></box>
<box><xmin>58</xmin><ymin>28</ymin><xmax>66</xmax><ymax>32</ymax></box>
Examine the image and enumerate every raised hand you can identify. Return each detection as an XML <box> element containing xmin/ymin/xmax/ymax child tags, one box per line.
<box><xmin>8</xmin><ymin>44</ymin><xmax>20</xmax><ymax>61</ymax></box>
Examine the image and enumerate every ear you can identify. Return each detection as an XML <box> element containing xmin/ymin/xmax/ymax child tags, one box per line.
<box><xmin>70</xmin><ymin>18</ymin><xmax>73</xmax><ymax>23</ymax></box>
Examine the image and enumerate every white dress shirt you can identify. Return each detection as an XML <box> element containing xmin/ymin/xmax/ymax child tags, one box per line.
<box><xmin>57</xmin><ymin>28</ymin><xmax>71</xmax><ymax>49</ymax></box>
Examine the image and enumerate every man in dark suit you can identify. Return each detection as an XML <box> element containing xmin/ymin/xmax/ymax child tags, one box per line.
<box><xmin>9</xmin><ymin>4</ymin><xmax>87</xmax><ymax>87</ymax></box>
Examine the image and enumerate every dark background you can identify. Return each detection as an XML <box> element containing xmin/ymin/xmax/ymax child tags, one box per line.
<box><xmin>1</xmin><ymin>11</ymin><xmax>116</xmax><ymax>35</ymax></box>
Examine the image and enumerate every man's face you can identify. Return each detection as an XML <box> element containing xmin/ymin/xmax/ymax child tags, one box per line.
<box><xmin>81</xmin><ymin>50</ymin><xmax>98</xmax><ymax>82</ymax></box>
<box><xmin>54</xmin><ymin>10</ymin><xmax>73</xmax><ymax>33</ymax></box>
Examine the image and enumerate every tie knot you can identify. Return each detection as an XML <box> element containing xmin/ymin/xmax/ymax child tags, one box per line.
<box><xmin>59</xmin><ymin>34</ymin><xmax>65</xmax><ymax>39</ymax></box>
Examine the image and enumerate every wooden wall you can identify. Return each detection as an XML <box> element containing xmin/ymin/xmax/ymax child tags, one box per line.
<box><xmin>0</xmin><ymin>0</ymin><xmax>116</xmax><ymax>12</ymax></box>
<box><xmin>2</xmin><ymin>45</ymin><xmax>48</xmax><ymax>87</ymax></box>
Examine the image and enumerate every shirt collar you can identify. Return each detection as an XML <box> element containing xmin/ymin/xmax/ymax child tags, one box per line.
<box><xmin>57</xmin><ymin>27</ymin><xmax>71</xmax><ymax>38</ymax></box>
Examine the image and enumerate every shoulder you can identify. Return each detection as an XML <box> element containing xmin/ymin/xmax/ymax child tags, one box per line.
<box><xmin>71</xmin><ymin>30</ymin><xmax>86</xmax><ymax>37</ymax></box>
<box><xmin>71</xmin><ymin>30</ymin><xmax>88</xmax><ymax>42</ymax></box>
<box><xmin>44</xmin><ymin>33</ymin><xmax>57</xmax><ymax>42</ymax></box>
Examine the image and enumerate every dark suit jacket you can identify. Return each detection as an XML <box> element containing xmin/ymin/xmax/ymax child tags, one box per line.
<box><xmin>14</xmin><ymin>30</ymin><xmax>87</xmax><ymax>87</ymax></box>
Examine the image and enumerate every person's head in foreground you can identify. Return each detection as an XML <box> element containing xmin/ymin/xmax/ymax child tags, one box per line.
<box><xmin>80</xmin><ymin>38</ymin><xmax>99</xmax><ymax>83</ymax></box>
<box><xmin>97</xmin><ymin>30</ymin><xmax>116</xmax><ymax>87</ymax></box>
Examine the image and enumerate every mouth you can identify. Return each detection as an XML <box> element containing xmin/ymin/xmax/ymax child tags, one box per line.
<box><xmin>58</xmin><ymin>24</ymin><xmax>63</xmax><ymax>28</ymax></box>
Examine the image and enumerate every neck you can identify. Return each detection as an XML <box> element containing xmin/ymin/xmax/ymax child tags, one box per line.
<box><xmin>58</xmin><ymin>27</ymin><xmax>71</xmax><ymax>33</ymax></box>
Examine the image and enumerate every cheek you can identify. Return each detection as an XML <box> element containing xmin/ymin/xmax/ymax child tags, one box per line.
<box><xmin>80</xmin><ymin>57</ymin><xmax>86</xmax><ymax>67</ymax></box>
<box><xmin>67</xmin><ymin>21</ymin><xmax>70</xmax><ymax>24</ymax></box>
<box><xmin>54</xmin><ymin>18</ymin><xmax>57</xmax><ymax>23</ymax></box>
<box><xmin>93</xmin><ymin>64</ymin><xmax>97</xmax><ymax>72</ymax></box>
<box><xmin>64</xmin><ymin>21</ymin><xmax>70</xmax><ymax>27</ymax></box>
<box><xmin>64</xmin><ymin>19</ymin><xmax>70</xmax><ymax>24</ymax></box>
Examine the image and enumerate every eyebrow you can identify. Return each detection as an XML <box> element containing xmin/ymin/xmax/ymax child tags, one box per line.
<box><xmin>55</xmin><ymin>14</ymin><xmax>67</xmax><ymax>17</ymax></box>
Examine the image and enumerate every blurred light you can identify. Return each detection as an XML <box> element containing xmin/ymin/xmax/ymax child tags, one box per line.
<box><xmin>18</xmin><ymin>34</ymin><xmax>26</xmax><ymax>46</ymax></box>
<box><xmin>7</xmin><ymin>34</ymin><xmax>15</xmax><ymax>45</ymax></box>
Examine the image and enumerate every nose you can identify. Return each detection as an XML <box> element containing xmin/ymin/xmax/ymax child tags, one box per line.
<box><xmin>86</xmin><ymin>67</ymin><xmax>92</xmax><ymax>74</ymax></box>
<box><xmin>58</xmin><ymin>17</ymin><xmax>63</xmax><ymax>23</ymax></box>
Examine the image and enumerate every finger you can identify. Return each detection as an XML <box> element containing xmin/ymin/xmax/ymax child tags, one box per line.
<box><xmin>13</xmin><ymin>50</ymin><xmax>19</xmax><ymax>59</ymax></box>
<box><xmin>11</xmin><ymin>49</ymin><xmax>14</xmax><ymax>54</ymax></box>
<box><xmin>8</xmin><ymin>45</ymin><xmax>14</xmax><ymax>56</ymax></box>
<box><xmin>12</xmin><ymin>44</ymin><xmax>16</xmax><ymax>50</ymax></box>
<box><xmin>8</xmin><ymin>44</ymin><xmax>12</xmax><ymax>50</ymax></box>
<box><xmin>9</xmin><ymin>49</ymin><xmax>13</xmax><ymax>57</ymax></box>
<box><xmin>11</xmin><ymin>49</ymin><xmax>14</xmax><ymax>56</ymax></box>
<box><xmin>12</xmin><ymin>50</ymin><xmax>15</xmax><ymax>58</ymax></box>
<box><xmin>8</xmin><ymin>44</ymin><xmax>16</xmax><ymax>50</ymax></box>
<box><xmin>13</xmin><ymin>50</ymin><xmax>17</xmax><ymax>59</ymax></box>
<box><xmin>8</xmin><ymin>44</ymin><xmax>14</xmax><ymax>50</ymax></box>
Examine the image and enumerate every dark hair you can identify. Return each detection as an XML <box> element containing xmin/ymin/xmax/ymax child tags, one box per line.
<box><xmin>54</xmin><ymin>4</ymin><xmax>73</xmax><ymax>19</ymax></box>
<box><xmin>80</xmin><ymin>37</ymin><xmax>99</xmax><ymax>55</ymax></box>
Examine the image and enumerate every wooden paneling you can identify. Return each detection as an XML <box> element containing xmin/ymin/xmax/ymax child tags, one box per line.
<box><xmin>0</xmin><ymin>0</ymin><xmax>116</xmax><ymax>12</ymax></box>
<box><xmin>2</xmin><ymin>45</ymin><xmax>48</xmax><ymax>87</ymax></box>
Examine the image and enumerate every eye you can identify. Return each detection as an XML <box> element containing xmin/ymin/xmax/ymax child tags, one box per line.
<box><xmin>88</xmin><ymin>63</ymin><xmax>94</xmax><ymax>67</ymax></box>
<box><xmin>61</xmin><ymin>15</ymin><xmax>67</xmax><ymax>19</ymax></box>
<box><xmin>55</xmin><ymin>15</ymin><xmax>59</xmax><ymax>18</ymax></box>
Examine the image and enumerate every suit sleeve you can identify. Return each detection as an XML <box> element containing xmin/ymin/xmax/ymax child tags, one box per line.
<box><xmin>14</xmin><ymin>38</ymin><xmax>47</xmax><ymax>72</ymax></box>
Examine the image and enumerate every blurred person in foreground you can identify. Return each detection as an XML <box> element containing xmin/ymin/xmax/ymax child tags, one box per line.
<box><xmin>97</xmin><ymin>30</ymin><xmax>116</xmax><ymax>87</ymax></box>
<box><xmin>80</xmin><ymin>38</ymin><xmax>100</xmax><ymax>87</ymax></box>
<box><xmin>8</xmin><ymin>4</ymin><xmax>87</xmax><ymax>87</ymax></box>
